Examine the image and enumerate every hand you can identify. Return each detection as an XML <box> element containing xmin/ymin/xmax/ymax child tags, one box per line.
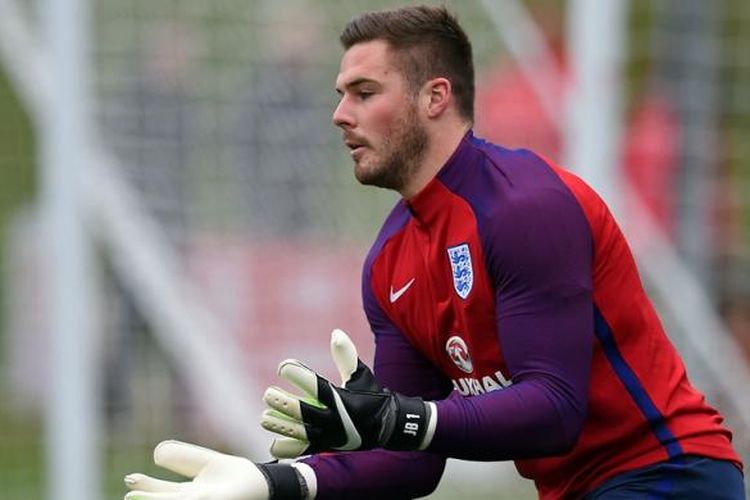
<box><xmin>124</xmin><ymin>440</ymin><xmax>306</xmax><ymax>500</ymax></box>
<box><xmin>261</xmin><ymin>329</ymin><xmax>435</xmax><ymax>459</ymax></box>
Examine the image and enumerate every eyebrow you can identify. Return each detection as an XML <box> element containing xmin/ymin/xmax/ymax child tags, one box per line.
<box><xmin>335</xmin><ymin>77</ymin><xmax>380</xmax><ymax>95</ymax></box>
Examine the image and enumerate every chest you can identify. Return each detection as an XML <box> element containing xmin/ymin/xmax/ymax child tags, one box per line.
<box><xmin>370</xmin><ymin>217</ymin><xmax>512</xmax><ymax>394</ymax></box>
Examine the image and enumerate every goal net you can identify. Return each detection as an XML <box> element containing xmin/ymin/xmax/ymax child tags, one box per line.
<box><xmin>0</xmin><ymin>0</ymin><xmax>748</xmax><ymax>499</ymax></box>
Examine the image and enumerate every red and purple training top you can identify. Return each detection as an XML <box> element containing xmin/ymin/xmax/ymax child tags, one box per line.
<box><xmin>304</xmin><ymin>131</ymin><xmax>741</xmax><ymax>500</ymax></box>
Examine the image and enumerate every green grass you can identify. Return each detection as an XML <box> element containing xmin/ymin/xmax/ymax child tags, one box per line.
<box><xmin>0</xmin><ymin>406</ymin><xmax>182</xmax><ymax>500</ymax></box>
<box><xmin>0</xmin><ymin>408</ymin><xmax>44</xmax><ymax>500</ymax></box>
<box><xmin>0</xmin><ymin>64</ymin><xmax>41</xmax><ymax>500</ymax></box>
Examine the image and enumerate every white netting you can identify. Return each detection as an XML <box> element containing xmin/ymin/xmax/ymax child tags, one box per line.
<box><xmin>1</xmin><ymin>0</ymin><xmax>749</xmax><ymax>498</ymax></box>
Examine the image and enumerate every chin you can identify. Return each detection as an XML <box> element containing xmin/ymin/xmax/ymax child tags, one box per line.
<box><xmin>354</xmin><ymin>160</ymin><xmax>380</xmax><ymax>184</ymax></box>
<box><xmin>354</xmin><ymin>167</ymin><xmax>375</xmax><ymax>186</ymax></box>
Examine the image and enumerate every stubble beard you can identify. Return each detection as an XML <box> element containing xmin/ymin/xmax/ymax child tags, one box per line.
<box><xmin>354</xmin><ymin>103</ymin><xmax>428</xmax><ymax>192</ymax></box>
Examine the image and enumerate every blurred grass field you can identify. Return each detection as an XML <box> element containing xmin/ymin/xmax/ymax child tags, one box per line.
<box><xmin>0</xmin><ymin>59</ymin><xmax>40</xmax><ymax>500</ymax></box>
<box><xmin>0</xmin><ymin>409</ymin><xmax>43</xmax><ymax>500</ymax></box>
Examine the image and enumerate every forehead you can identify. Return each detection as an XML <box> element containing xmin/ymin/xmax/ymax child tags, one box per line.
<box><xmin>335</xmin><ymin>40</ymin><xmax>404</xmax><ymax>89</ymax></box>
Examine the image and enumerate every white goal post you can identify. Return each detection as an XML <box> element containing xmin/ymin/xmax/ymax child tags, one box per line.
<box><xmin>1</xmin><ymin>1</ymin><xmax>748</xmax><ymax>500</ymax></box>
<box><xmin>0</xmin><ymin>1</ymin><xmax>267</xmax><ymax>499</ymax></box>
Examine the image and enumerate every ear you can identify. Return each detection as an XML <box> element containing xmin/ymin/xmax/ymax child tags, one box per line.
<box><xmin>422</xmin><ymin>77</ymin><xmax>452</xmax><ymax>119</ymax></box>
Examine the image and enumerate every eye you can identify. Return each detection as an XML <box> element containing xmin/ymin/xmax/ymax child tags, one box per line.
<box><xmin>357</xmin><ymin>90</ymin><xmax>374</xmax><ymax>100</ymax></box>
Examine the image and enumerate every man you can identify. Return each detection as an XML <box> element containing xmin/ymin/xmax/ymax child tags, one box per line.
<box><xmin>125</xmin><ymin>5</ymin><xmax>745</xmax><ymax>500</ymax></box>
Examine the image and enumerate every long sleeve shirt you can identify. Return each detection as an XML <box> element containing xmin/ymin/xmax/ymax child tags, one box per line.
<box><xmin>304</xmin><ymin>131</ymin><xmax>740</xmax><ymax>499</ymax></box>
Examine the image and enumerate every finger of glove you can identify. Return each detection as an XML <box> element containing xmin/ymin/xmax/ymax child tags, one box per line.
<box><xmin>277</xmin><ymin>360</ymin><xmax>320</xmax><ymax>398</ymax></box>
<box><xmin>124</xmin><ymin>473</ymin><xmax>182</xmax><ymax>493</ymax></box>
<box><xmin>260</xmin><ymin>408</ymin><xmax>308</xmax><ymax>441</ymax></box>
<box><xmin>330</xmin><ymin>329</ymin><xmax>358</xmax><ymax>385</ymax></box>
<box><xmin>153</xmin><ymin>440</ymin><xmax>219</xmax><ymax>478</ymax></box>
<box><xmin>263</xmin><ymin>386</ymin><xmax>305</xmax><ymax>420</ymax></box>
<box><xmin>269</xmin><ymin>437</ymin><xmax>311</xmax><ymax>459</ymax></box>
<box><xmin>263</xmin><ymin>385</ymin><xmax>336</xmax><ymax>434</ymax></box>
<box><xmin>278</xmin><ymin>360</ymin><xmax>338</xmax><ymax>409</ymax></box>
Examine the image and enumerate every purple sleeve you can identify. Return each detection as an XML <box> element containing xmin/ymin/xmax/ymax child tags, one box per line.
<box><xmin>302</xmin><ymin>449</ymin><xmax>442</xmax><ymax>500</ymax></box>
<box><xmin>301</xmin><ymin>256</ymin><xmax>452</xmax><ymax>499</ymax></box>
<box><xmin>429</xmin><ymin>182</ymin><xmax>594</xmax><ymax>460</ymax></box>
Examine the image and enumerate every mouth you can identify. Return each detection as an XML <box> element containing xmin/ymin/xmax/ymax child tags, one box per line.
<box><xmin>344</xmin><ymin>138</ymin><xmax>368</xmax><ymax>158</ymax></box>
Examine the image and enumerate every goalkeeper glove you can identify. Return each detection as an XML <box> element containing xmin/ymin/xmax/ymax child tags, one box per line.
<box><xmin>261</xmin><ymin>329</ymin><xmax>437</xmax><ymax>459</ymax></box>
<box><xmin>123</xmin><ymin>440</ymin><xmax>314</xmax><ymax>500</ymax></box>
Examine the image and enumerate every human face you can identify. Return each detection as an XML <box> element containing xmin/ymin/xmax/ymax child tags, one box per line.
<box><xmin>333</xmin><ymin>40</ymin><xmax>428</xmax><ymax>192</ymax></box>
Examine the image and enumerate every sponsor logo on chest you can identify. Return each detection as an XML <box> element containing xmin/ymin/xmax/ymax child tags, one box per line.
<box><xmin>447</xmin><ymin>243</ymin><xmax>473</xmax><ymax>299</ymax></box>
<box><xmin>446</xmin><ymin>335</ymin><xmax>474</xmax><ymax>373</ymax></box>
<box><xmin>452</xmin><ymin>372</ymin><xmax>512</xmax><ymax>396</ymax></box>
<box><xmin>445</xmin><ymin>335</ymin><xmax>512</xmax><ymax>395</ymax></box>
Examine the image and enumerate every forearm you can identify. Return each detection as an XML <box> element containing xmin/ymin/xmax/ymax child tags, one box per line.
<box><xmin>430</xmin><ymin>379</ymin><xmax>583</xmax><ymax>460</ymax></box>
<box><xmin>302</xmin><ymin>450</ymin><xmax>445</xmax><ymax>500</ymax></box>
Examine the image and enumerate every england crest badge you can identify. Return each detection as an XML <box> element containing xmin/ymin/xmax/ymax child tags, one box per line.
<box><xmin>447</xmin><ymin>243</ymin><xmax>473</xmax><ymax>299</ymax></box>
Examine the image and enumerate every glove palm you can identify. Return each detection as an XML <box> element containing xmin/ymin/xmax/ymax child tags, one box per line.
<box><xmin>124</xmin><ymin>440</ymin><xmax>307</xmax><ymax>500</ymax></box>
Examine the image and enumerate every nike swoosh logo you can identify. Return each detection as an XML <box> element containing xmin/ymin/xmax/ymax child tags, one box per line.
<box><xmin>330</xmin><ymin>385</ymin><xmax>362</xmax><ymax>451</ymax></box>
<box><xmin>389</xmin><ymin>278</ymin><xmax>415</xmax><ymax>303</ymax></box>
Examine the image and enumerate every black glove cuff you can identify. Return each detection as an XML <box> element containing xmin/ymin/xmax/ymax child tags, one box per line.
<box><xmin>384</xmin><ymin>393</ymin><xmax>429</xmax><ymax>450</ymax></box>
<box><xmin>257</xmin><ymin>462</ymin><xmax>306</xmax><ymax>500</ymax></box>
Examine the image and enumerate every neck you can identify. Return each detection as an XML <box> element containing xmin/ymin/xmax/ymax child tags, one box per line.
<box><xmin>399</xmin><ymin>121</ymin><xmax>472</xmax><ymax>199</ymax></box>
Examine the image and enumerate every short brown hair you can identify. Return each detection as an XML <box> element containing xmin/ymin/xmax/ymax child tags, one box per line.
<box><xmin>340</xmin><ymin>5</ymin><xmax>475</xmax><ymax>122</ymax></box>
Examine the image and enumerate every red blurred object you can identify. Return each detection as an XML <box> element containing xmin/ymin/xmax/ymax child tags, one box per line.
<box><xmin>475</xmin><ymin>56</ymin><xmax>680</xmax><ymax>237</ymax></box>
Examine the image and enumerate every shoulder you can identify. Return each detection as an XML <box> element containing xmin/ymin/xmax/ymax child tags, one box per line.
<box><xmin>446</xmin><ymin>140</ymin><xmax>594</xmax><ymax>284</ymax></box>
<box><xmin>447</xmin><ymin>138</ymin><xmax>590</xmax><ymax>242</ymax></box>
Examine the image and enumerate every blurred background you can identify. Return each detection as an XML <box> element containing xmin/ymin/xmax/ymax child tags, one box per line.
<box><xmin>0</xmin><ymin>0</ymin><xmax>748</xmax><ymax>498</ymax></box>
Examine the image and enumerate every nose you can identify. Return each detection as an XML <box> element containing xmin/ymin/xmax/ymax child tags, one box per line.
<box><xmin>332</xmin><ymin>96</ymin><xmax>354</xmax><ymax>129</ymax></box>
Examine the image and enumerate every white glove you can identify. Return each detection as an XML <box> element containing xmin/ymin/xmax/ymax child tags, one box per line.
<box><xmin>261</xmin><ymin>329</ymin><xmax>358</xmax><ymax>458</ymax></box>
<box><xmin>124</xmin><ymin>440</ymin><xmax>311</xmax><ymax>500</ymax></box>
<box><xmin>261</xmin><ymin>329</ymin><xmax>436</xmax><ymax>459</ymax></box>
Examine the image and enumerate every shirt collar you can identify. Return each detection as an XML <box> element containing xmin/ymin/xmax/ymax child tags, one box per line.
<box><xmin>406</xmin><ymin>129</ymin><xmax>477</xmax><ymax>225</ymax></box>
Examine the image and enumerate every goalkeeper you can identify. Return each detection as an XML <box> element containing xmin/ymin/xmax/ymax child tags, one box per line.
<box><xmin>125</xmin><ymin>5</ymin><xmax>744</xmax><ymax>500</ymax></box>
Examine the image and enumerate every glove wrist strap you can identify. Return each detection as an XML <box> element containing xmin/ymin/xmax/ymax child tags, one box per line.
<box><xmin>383</xmin><ymin>394</ymin><xmax>430</xmax><ymax>450</ymax></box>
<box><xmin>258</xmin><ymin>462</ymin><xmax>306</xmax><ymax>500</ymax></box>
